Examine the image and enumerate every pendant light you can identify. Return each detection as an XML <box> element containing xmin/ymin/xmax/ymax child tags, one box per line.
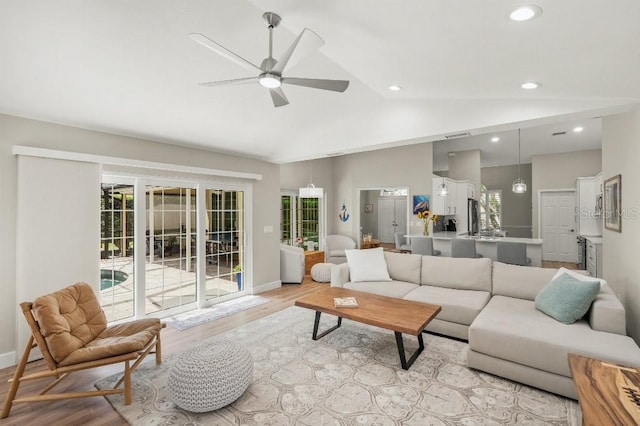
<box><xmin>299</xmin><ymin>160</ymin><xmax>323</xmax><ymax>198</ymax></box>
<box><xmin>512</xmin><ymin>129</ymin><xmax>527</xmax><ymax>194</ymax></box>
<box><xmin>436</xmin><ymin>176</ymin><xmax>449</xmax><ymax>196</ymax></box>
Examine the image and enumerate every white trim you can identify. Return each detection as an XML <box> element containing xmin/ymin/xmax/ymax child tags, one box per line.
<box><xmin>0</xmin><ymin>351</ymin><xmax>16</xmax><ymax>369</ymax></box>
<box><xmin>13</xmin><ymin>145</ymin><xmax>263</xmax><ymax>181</ymax></box>
<box><xmin>252</xmin><ymin>280</ymin><xmax>281</xmax><ymax>294</ymax></box>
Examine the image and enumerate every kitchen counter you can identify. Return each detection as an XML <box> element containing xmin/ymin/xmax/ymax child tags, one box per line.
<box><xmin>406</xmin><ymin>232</ymin><xmax>543</xmax><ymax>266</ymax></box>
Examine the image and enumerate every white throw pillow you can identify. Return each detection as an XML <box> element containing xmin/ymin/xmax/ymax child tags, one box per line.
<box><xmin>345</xmin><ymin>247</ymin><xmax>391</xmax><ymax>282</ymax></box>
<box><xmin>552</xmin><ymin>267</ymin><xmax>606</xmax><ymax>288</ymax></box>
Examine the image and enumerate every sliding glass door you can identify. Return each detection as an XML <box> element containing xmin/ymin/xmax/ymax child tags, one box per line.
<box><xmin>204</xmin><ymin>189</ymin><xmax>245</xmax><ymax>301</ymax></box>
<box><xmin>145</xmin><ymin>185</ymin><xmax>198</xmax><ymax>314</ymax></box>
<box><xmin>99</xmin><ymin>176</ymin><xmax>249</xmax><ymax>322</ymax></box>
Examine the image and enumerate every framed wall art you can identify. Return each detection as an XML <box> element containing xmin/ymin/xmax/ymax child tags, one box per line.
<box><xmin>604</xmin><ymin>174</ymin><xmax>622</xmax><ymax>232</ymax></box>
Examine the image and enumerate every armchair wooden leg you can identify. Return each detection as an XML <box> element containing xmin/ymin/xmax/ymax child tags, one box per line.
<box><xmin>124</xmin><ymin>360</ymin><xmax>131</xmax><ymax>405</ymax></box>
<box><xmin>1</xmin><ymin>336</ymin><xmax>34</xmax><ymax>418</ymax></box>
<box><xmin>155</xmin><ymin>333</ymin><xmax>162</xmax><ymax>364</ymax></box>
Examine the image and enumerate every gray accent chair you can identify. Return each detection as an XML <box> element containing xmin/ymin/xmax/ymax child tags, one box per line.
<box><xmin>410</xmin><ymin>237</ymin><xmax>441</xmax><ymax>256</ymax></box>
<box><xmin>497</xmin><ymin>241</ymin><xmax>531</xmax><ymax>266</ymax></box>
<box><xmin>279</xmin><ymin>244</ymin><xmax>305</xmax><ymax>283</ymax></box>
<box><xmin>451</xmin><ymin>239</ymin><xmax>483</xmax><ymax>258</ymax></box>
<box><xmin>324</xmin><ymin>235</ymin><xmax>356</xmax><ymax>264</ymax></box>
<box><xmin>393</xmin><ymin>232</ymin><xmax>411</xmax><ymax>252</ymax></box>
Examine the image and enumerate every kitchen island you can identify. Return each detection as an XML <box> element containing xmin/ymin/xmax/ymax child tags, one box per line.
<box><xmin>407</xmin><ymin>232</ymin><xmax>543</xmax><ymax>266</ymax></box>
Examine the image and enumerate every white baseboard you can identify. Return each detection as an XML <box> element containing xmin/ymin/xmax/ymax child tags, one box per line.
<box><xmin>0</xmin><ymin>351</ymin><xmax>16</xmax><ymax>369</ymax></box>
<box><xmin>252</xmin><ymin>280</ymin><xmax>281</xmax><ymax>294</ymax></box>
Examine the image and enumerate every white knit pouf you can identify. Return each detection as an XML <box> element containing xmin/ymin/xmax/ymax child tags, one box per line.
<box><xmin>311</xmin><ymin>263</ymin><xmax>332</xmax><ymax>283</ymax></box>
<box><xmin>168</xmin><ymin>340</ymin><xmax>253</xmax><ymax>412</ymax></box>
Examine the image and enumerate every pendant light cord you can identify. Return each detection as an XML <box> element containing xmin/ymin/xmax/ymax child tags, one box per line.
<box><xmin>518</xmin><ymin>129</ymin><xmax>521</xmax><ymax>177</ymax></box>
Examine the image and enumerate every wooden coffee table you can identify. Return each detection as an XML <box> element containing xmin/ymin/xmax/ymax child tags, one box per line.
<box><xmin>568</xmin><ymin>353</ymin><xmax>640</xmax><ymax>425</ymax></box>
<box><xmin>294</xmin><ymin>287</ymin><xmax>441</xmax><ymax>370</ymax></box>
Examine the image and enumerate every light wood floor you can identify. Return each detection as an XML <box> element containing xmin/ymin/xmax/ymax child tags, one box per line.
<box><xmin>0</xmin><ymin>260</ymin><xmax>577</xmax><ymax>424</ymax></box>
<box><xmin>0</xmin><ymin>278</ymin><xmax>326</xmax><ymax>425</ymax></box>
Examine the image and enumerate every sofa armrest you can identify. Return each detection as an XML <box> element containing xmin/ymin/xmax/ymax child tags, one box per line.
<box><xmin>589</xmin><ymin>284</ymin><xmax>627</xmax><ymax>335</ymax></box>
<box><xmin>330</xmin><ymin>263</ymin><xmax>350</xmax><ymax>288</ymax></box>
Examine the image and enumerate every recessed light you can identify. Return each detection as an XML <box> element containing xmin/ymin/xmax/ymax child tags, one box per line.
<box><xmin>521</xmin><ymin>81</ymin><xmax>541</xmax><ymax>90</ymax></box>
<box><xmin>491</xmin><ymin>137</ymin><xmax>500</xmax><ymax>143</ymax></box>
<box><xmin>388</xmin><ymin>85</ymin><xmax>402</xmax><ymax>91</ymax></box>
<box><xmin>574</xmin><ymin>126</ymin><xmax>584</xmax><ymax>133</ymax></box>
<box><xmin>510</xmin><ymin>5</ymin><xmax>543</xmax><ymax>21</ymax></box>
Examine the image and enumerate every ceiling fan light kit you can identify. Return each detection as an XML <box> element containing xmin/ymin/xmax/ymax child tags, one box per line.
<box><xmin>190</xmin><ymin>12</ymin><xmax>350</xmax><ymax>108</ymax></box>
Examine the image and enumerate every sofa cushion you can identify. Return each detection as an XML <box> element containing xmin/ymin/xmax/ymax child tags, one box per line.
<box><xmin>421</xmin><ymin>256</ymin><xmax>492</xmax><ymax>292</ymax></box>
<box><xmin>469</xmin><ymin>296</ymin><xmax>640</xmax><ymax>378</ymax></box>
<box><xmin>329</xmin><ymin>249</ymin><xmax>346</xmax><ymax>257</ymax></box>
<box><xmin>404</xmin><ymin>285</ymin><xmax>490</xmax><ymax>326</ymax></box>
<box><xmin>492</xmin><ymin>262</ymin><xmax>559</xmax><ymax>300</ymax></box>
<box><xmin>345</xmin><ymin>247</ymin><xmax>391</xmax><ymax>282</ymax></box>
<box><xmin>344</xmin><ymin>281</ymin><xmax>418</xmax><ymax>299</ymax></box>
<box><xmin>535</xmin><ymin>273</ymin><xmax>600</xmax><ymax>324</ymax></box>
<box><xmin>383</xmin><ymin>251</ymin><xmax>422</xmax><ymax>284</ymax></box>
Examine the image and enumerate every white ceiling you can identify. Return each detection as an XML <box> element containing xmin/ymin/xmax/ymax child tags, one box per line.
<box><xmin>433</xmin><ymin>117</ymin><xmax>602</xmax><ymax>171</ymax></box>
<box><xmin>1</xmin><ymin>1</ymin><xmax>638</xmax><ymax>164</ymax></box>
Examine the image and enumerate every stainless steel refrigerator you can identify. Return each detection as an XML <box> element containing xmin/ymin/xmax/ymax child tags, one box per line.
<box><xmin>467</xmin><ymin>198</ymin><xmax>479</xmax><ymax>235</ymax></box>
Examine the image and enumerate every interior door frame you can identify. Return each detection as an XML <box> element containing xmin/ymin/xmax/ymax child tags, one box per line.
<box><xmin>356</xmin><ymin>187</ymin><xmax>410</xmax><ymax>248</ymax></box>
<box><xmin>538</xmin><ymin>188</ymin><xmax>577</xmax><ymax>262</ymax></box>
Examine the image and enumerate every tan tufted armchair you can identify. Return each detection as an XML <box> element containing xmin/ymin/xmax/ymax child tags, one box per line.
<box><xmin>1</xmin><ymin>282</ymin><xmax>165</xmax><ymax>418</ymax></box>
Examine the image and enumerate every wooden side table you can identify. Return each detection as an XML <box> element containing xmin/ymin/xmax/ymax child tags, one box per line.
<box><xmin>568</xmin><ymin>353</ymin><xmax>640</xmax><ymax>425</ymax></box>
<box><xmin>360</xmin><ymin>239</ymin><xmax>381</xmax><ymax>249</ymax></box>
<box><xmin>304</xmin><ymin>250</ymin><xmax>324</xmax><ymax>275</ymax></box>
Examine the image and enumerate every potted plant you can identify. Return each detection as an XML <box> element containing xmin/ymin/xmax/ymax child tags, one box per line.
<box><xmin>232</xmin><ymin>264</ymin><xmax>242</xmax><ymax>291</ymax></box>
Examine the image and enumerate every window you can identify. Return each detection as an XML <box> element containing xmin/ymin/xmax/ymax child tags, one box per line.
<box><xmin>480</xmin><ymin>186</ymin><xmax>502</xmax><ymax>230</ymax></box>
<box><xmin>281</xmin><ymin>193</ymin><xmax>322</xmax><ymax>248</ymax></box>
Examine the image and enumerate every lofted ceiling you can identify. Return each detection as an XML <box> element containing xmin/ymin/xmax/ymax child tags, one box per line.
<box><xmin>0</xmin><ymin>1</ymin><xmax>638</xmax><ymax>164</ymax></box>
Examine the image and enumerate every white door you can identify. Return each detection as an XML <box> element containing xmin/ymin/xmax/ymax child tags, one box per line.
<box><xmin>377</xmin><ymin>198</ymin><xmax>407</xmax><ymax>243</ymax></box>
<box><xmin>541</xmin><ymin>191</ymin><xmax>577</xmax><ymax>262</ymax></box>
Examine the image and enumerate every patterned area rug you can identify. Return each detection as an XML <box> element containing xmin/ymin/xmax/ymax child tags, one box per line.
<box><xmin>163</xmin><ymin>295</ymin><xmax>269</xmax><ymax>330</ymax></box>
<box><xmin>96</xmin><ymin>307</ymin><xmax>581</xmax><ymax>425</ymax></box>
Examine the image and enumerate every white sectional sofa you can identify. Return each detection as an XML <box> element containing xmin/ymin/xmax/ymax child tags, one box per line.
<box><xmin>330</xmin><ymin>250</ymin><xmax>640</xmax><ymax>399</ymax></box>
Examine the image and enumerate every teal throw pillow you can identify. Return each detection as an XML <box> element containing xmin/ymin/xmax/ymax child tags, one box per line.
<box><xmin>534</xmin><ymin>273</ymin><xmax>600</xmax><ymax>324</ymax></box>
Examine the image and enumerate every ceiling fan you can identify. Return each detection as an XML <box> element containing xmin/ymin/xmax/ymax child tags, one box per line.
<box><xmin>189</xmin><ymin>12</ymin><xmax>349</xmax><ymax>108</ymax></box>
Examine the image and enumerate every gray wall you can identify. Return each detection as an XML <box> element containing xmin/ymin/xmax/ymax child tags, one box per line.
<box><xmin>531</xmin><ymin>149</ymin><xmax>602</xmax><ymax>237</ymax></box>
<box><xmin>449</xmin><ymin>149</ymin><xmax>481</xmax><ymax>201</ymax></box>
<box><xmin>0</xmin><ymin>113</ymin><xmax>281</xmax><ymax>366</ymax></box>
<box><xmin>481</xmin><ymin>164</ymin><xmax>533</xmax><ymax>238</ymax></box>
<box><xmin>331</xmin><ymin>143</ymin><xmax>433</xmax><ymax>239</ymax></box>
<box><xmin>602</xmin><ymin>108</ymin><xmax>640</xmax><ymax>345</ymax></box>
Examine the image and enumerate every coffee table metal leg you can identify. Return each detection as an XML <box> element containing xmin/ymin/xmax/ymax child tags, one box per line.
<box><xmin>395</xmin><ymin>331</ymin><xmax>425</xmax><ymax>370</ymax></box>
<box><xmin>312</xmin><ymin>311</ymin><xmax>342</xmax><ymax>340</ymax></box>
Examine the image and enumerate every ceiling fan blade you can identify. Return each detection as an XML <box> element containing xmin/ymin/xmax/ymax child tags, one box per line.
<box><xmin>271</xmin><ymin>28</ymin><xmax>324</xmax><ymax>74</ymax></box>
<box><xmin>282</xmin><ymin>77</ymin><xmax>349</xmax><ymax>92</ymax></box>
<box><xmin>198</xmin><ymin>77</ymin><xmax>259</xmax><ymax>87</ymax></box>
<box><xmin>269</xmin><ymin>87</ymin><xmax>289</xmax><ymax>107</ymax></box>
<box><xmin>189</xmin><ymin>33</ymin><xmax>261</xmax><ymax>73</ymax></box>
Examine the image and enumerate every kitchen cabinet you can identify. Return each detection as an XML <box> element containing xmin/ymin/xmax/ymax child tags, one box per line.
<box><xmin>586</xmin><ymin>237</ymin><xmax>602</xmax><ymax>278</ymax></box>
<box><xmin>431</xmin><ymin>177</ymin><xmax>457</xmax><ymax>215</ymax></box>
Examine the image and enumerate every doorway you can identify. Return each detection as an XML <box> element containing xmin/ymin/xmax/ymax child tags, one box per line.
<box><xmin>359</xmin><ymin>188</ymin><xmax>409</xmax><ymax>245</ymax></box>
<box><xmin>540</xmin><ymin>190</ymin><xmax>577</xmax><ymax>262</ymax></box>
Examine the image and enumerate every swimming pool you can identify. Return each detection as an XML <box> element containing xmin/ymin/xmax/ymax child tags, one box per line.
<box><xmin>100</xmin><ymin>269</ymin><xmax>129</xmax><ymax>290</ymax></box>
